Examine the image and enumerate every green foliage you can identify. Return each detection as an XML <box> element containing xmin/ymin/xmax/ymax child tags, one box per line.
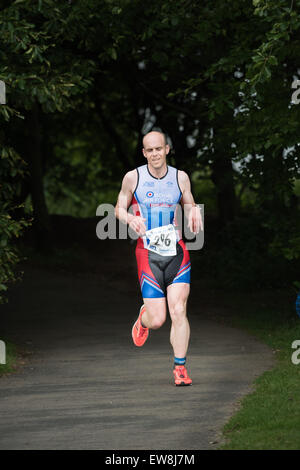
<box><xmin>0</xmin><ymin>145</ymin><xmax>32</xmax><ymax>303</ymax></box>
<box><xmin>196</xmin><ymin>213</ymin><xmax>299</xmax><ymax>290</ymax></box>
<box><xmin>0</xmin><ymin>0</ymin><xmax>99</xmax><ymax>298</ymax></box>
<box><xmin>0</xmin><ymin>0</ymin><xmax>95</xmax><ymax>116</ymax></box>
<box><xmin>0</xmin><ymin>0</ymin><xmax>299</xmax><ymax>293</ymax></box>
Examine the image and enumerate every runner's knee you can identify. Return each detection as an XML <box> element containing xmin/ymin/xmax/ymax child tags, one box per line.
<box><xmin>149</xmin><ymin>315</ymin><xmax>166</xmax><ymax>330</ymax></box>
<box><xmin>169</xmin><ymin>302</ymin><xmax>187</xmax><ymax>323</ymax></box>
<box><xmin>145</xmin><ymin>307</ymin><xmax>166</xmax><ymax>329</ymax></box>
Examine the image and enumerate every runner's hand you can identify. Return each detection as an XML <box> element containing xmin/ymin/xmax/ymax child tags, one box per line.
<box><xmin>188</xmin><ymin>206</ymin><xmax>203</xmax><ymax>234</ymax></box>
<box><xmin>129</xmin><ymin>216</ymin><xmax>147</xmax><ymax>236</ymax></box>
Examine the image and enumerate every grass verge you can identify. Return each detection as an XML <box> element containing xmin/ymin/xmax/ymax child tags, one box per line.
<box><xmin>217</xmin><ymin>289</ymin><xmax>300</xmax><ymax>450</ymax></box>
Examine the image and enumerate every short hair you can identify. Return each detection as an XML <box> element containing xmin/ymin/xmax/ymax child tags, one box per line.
<box><xmin>142</xmin><ymin>130</ymin><xmax>167</xmax><ymax>147</ymax></box>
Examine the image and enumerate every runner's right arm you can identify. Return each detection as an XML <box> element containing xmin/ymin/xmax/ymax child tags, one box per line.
<box><xmin>115</xmin><ymin>171</ymin><xmax>146</xmax><ymax>236</ymax></box>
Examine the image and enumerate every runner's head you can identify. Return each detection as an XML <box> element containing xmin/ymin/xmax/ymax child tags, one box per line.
<box><xmin>142</xmin><ymin>131</ymin><xmax>170</xmax><ymax>171</ymax></box>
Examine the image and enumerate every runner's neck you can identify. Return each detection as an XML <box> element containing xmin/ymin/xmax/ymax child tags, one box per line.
<box><xmin>147</xmin><ymin>164</ymin><xmax>168</xmax><ymax>180</ymax></box>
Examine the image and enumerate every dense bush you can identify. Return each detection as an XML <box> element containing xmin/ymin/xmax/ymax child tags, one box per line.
<box><xmin>0</xmin><ymin>145</ymin><xmax>32</xmax><ymax>303</ymax></box>
<box><xmin>194</xmin><ymin>213</ymin><xmax>299</xmax><ymax>290</ymax></box>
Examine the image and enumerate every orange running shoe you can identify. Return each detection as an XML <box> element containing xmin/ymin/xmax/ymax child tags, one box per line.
<box><xmin>132</xmin><ymin>304</ymin><xmax>149</xmax><ymax>347</ymax></box>
<box><xmin>173</xmin><ymin>365</ymin><xmax>192</xmax><ymax>386</ymax></box>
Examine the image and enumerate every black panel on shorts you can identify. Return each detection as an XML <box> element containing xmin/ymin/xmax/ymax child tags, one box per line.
<box><xmin>148</xmin><ymin>242</ymin><xmax>184</xmax><ymax>294</ymax></box>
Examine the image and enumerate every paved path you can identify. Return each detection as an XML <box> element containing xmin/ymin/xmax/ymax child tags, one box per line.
<box><xmin>0</xmin><ymin>237</ymin><xmax>275</xmax><ymax>450</ymax></box>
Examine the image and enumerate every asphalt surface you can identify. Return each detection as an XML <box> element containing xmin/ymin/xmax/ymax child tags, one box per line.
<box><xmin>0</xmin><ymin>236</ymin><xmax>275</xmax><ymax>450</ymax></box>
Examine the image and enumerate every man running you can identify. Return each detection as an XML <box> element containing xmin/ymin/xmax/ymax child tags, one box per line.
<box><xmin>115</xmin><ymin>131</ymin><xmax>202</xmax><ymax>386</ymax></box>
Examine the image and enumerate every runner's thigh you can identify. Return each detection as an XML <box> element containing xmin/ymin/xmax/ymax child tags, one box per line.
<box><xmin>143</xmin><ymin>297</ymin><xmax>167</xmax><ymax>327</ymax></box>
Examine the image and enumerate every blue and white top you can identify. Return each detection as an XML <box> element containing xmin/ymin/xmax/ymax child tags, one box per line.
<box><xmin>131</xmin><ymin>164</ymin><xmax>182</xmax><ymax>247</ymax></box>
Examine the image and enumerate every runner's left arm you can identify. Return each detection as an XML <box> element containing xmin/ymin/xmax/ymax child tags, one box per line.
<box><xmin>178</xmin><ymin>170</ymin><xmax>203</xmax><ymax>234</ymax></box>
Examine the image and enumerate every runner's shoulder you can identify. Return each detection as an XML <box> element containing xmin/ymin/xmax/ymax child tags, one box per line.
<box><xmin>177</xmin><ymin>170</ymin><xmax>190</xmax><ymax>189</ymax></box>
<box><xmin>177</xmin><ymin>169</ymin><xmax>189</xmax><ymax>180</ymax></box>
<box><xmin>122</xmin><ymin>169</ymin><xmax>138</xmax><ymax>193</ymax></box>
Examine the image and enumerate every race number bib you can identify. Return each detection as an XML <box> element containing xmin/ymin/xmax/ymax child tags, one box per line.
<box><xmin>145</xmin><ymin>224</ymin><xmax>177</xmax><ymax>256</ymax></box>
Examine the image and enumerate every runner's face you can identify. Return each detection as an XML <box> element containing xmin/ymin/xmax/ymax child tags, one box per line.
<box><xmin>143</xmin><ymin>134</ymin><xmax>169</xmax><ymax>170</ymax></box>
